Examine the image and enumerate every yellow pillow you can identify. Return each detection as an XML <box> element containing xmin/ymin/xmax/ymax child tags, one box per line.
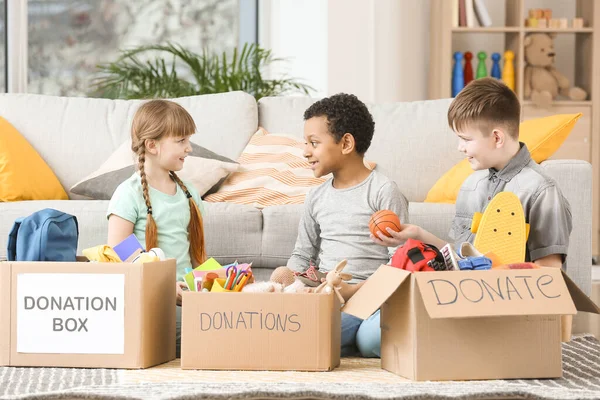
<box><xmin>424</xmin><ymin>113</ymin><xmax>582</xmax><ymax>203</ymax></box>
<box><xmin>0</xmin><ymin>117</ymin><xmax>68</xmax><ymax>201</ymax></box>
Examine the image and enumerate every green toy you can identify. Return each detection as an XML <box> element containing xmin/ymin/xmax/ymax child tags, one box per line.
<box><xmin>476</xmin><ymin>51</ymin><xmax>488</xmax><ymax>79</ymax></box>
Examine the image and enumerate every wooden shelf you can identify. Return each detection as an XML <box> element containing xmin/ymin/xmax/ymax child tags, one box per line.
<box><xmin>524</xmin><ymin>28</ymin><xmax>593</xmax><ymax>33</ymax></box>
<box><xmin>521</xmin><ymin>100</ymin><xmax>592</xmax><ymax>106</ymax></box>
<box><xmin>452</xmin><ymin>27</ymin><xmax>521</xmax><ymax>32</ymax></box>
<box><xmin>451</xmin><ymin>27</ymin><xmax>593</xmax><ymax>33</ymax></box>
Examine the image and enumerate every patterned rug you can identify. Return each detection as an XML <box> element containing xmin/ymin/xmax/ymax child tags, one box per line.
<box><xmin>2</xmin><ymin>335</ymin><xmax>600</xmax><ymax>400</ymax></box>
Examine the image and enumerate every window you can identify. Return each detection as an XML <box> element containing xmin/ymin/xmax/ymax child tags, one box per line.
<box><xmin>26</xmin><ymin>0</ymin><xmax>245</xmax><ymax>96</ymax></box>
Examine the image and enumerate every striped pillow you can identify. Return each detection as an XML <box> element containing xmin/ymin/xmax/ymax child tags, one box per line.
<box><xmin>203</xmin><ymin>128</ymin><xmax>376</xmax><ymax>208</ymax></box>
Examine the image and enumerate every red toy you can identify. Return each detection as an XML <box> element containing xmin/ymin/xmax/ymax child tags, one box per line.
<box><xmin>390</xmin><ymin>239</ymin><xmax>441</xmax><ymax>272</ymax></box>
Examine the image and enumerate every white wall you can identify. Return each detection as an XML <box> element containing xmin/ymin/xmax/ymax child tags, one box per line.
<box><xmin>259</xmin><ymin>0</ymin><xmax>328</xmax><ymax>97</ymax></box>
<box><xmin>261</xmin><ymin>0</ymin><xmax>581</xmax><ymax>103</ymax></box>
<box><xmin>260</xmin><ymin>0</ymin><xmax>430</xmax><ymax>102</ymax></box>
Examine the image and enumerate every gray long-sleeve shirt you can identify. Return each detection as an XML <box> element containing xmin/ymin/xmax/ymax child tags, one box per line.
<box><xmin>287</xmin><ymin>170</ymin><xmax>409</xmax><ymax>282</ymax></box>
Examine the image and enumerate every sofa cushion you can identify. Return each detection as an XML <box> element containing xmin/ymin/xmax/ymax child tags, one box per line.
<box><xmin>201</xmin><ymin>201</ymin><xmax>263</xmax><ymax>267</ymax></box>
<box><xmin>69</xmin><ymin>141</ymin><xmax>238</xmax><ymax>200</ymax></box>
<box><xmin>204</xmin><ymin>128</ymin><xmax>376</xmax><ymax>208</ymax></box>
<box><xmin>259</xmin><ymin>96</ymin><xmax>462</xmax><ymax>202</ymax></box>
<box><xmin>425</xmin><ymin>113</ymin><xmax>582</xmax><ymax>203</ymax></box>
<box><xmin>260</xmin><ymin>204</ymin><xmax>304</xmax><ymax>269</ymax></box>
<box><xmin>0</xmin><ymin>91</ymin><xmax>258</xmax><ymax>195</ymax></box>
<box><xmin>0</xmin><ymin>117</ymin><xmax>68</xmax><ymax>201</ymax></box>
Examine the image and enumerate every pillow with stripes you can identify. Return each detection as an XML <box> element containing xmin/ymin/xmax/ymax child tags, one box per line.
<box><xmin>203</xmin><ymin>128</ymin><xmax>375</xmax><ymax>208</ymax></box>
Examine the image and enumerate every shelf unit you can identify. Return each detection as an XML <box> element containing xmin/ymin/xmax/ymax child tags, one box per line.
<box><xmin>429</xmin><ymin>0</ymin><xmax>600</xmax><ymax>258</ymax></box>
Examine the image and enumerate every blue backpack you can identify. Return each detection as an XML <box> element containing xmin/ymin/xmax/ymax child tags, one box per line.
<box><xmin>7</xmin><ymin>208</ymin><xmax>79</xmax><ymax>262</ymax></box>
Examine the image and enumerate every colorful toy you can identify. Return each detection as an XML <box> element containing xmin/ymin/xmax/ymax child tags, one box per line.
<box><xmin>314</xmin><ymin>260</ymin><xmax>353</xmax><ymax>304</ymax></box>
<box><xmin>471</xmin><ymin>192</ymin><xmax>530</xmax><ymax>265</ymax></box>
<box><xmin>502</xmin><ymin>50</ymin><xmax>515</xmax><ymax>90</ymax></box>
<box><xmin>369</xmin><ymin>210</ymin><xmax>401</xmax><ymax>238</ymax></box>
<box><xmin>490</xmin><ymin>52</ymin><xmax>501</xmax><ymax>79</ymax></box>
<box><xmin>113</xmin><ymin>233</ymin><xmax>144</xmax><ymax>262</ymax></box>
<box><xmin>440</xmin><ymin>243</ymin><xmax>460</xmax><ymax>271</ymax></box>
<box><xmin>452</xmin><ymin>51</ymin><xmax>465</xmax><ymax>97</ymax></box>
<box><xmin>524</xmin><ymin>33</ymin><xmax>587</xmax><ymax>108</ymax></box>
<box><xmin>463</xmin><ymin>51</ymin><xmax>474</xmax><ymax>85</ymax></box>
<box><xmin>294</xmin><ymin>262</ymin><xmax>327</xmax><ymax>287</ymax></box>
<box><xmin>476</xmin><ymin>51</ymin><xmax>487</xmax><ymax>79</ymax></box>
<box><xmin>390</xmin><ymin>239</ymin><xmax>442</xmax><ymax>272</ymax></box>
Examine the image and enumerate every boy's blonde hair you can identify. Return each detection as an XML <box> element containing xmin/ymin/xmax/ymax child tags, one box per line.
<box><xmin>131</xmin><ymin>100</ymin><xmax>206</xmax><ymax>265</ymax></box>
<box><xmin>447</xmin><ymin>78</ymin><xmax>521</xmax><ymax>140</ymax></box>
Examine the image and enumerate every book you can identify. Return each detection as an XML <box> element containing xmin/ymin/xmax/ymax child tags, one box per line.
<box><xmin>458</xmin><ymin>0</ymin><xmax>467</xmax><ymax>27</ymax></box>
<box><xmin>465</xmin><ymin>0</ymin><xmax>476</xmax><ymax>27</ymax></box>
<box><xmin>473</xmin><ymin>0</ymin><xmax>492</xmax><ymax>27</ymax></box>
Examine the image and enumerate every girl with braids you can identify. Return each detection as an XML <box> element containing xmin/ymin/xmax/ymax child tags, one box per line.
<box><xmin>106</xmin><ymin>99</ymin><xmax>206</xmax><ymax>355</ymax></box>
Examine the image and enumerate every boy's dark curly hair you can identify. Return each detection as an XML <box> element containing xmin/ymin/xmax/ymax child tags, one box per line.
<box><xmin>303</xmin><ymin>93</ymin><xmax>375</xmax><ymax>154</ymax></box>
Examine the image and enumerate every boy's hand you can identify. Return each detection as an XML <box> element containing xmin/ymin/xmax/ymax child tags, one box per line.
<box><xmin>176</xmin><ymin>281</ymin><xmax>188</xmax><ymax>306</ymax></box>
<box><xmin>370</xmin><ymin>224</ymin><xmax>421</xmax><ymax>247</ymax></box>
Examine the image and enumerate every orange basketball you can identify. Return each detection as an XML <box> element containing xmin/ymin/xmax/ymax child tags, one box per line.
<box><xmin>369</xmin><ymin>210</ymin><xmax>401</xmax><ymax>238</ymax></box>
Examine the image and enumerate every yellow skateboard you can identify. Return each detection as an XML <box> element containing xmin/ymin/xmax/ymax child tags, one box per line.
<box><xmin>470</xmin><ymin>192</ymin><xmax>530</xmax><ymax>265</ymax></box>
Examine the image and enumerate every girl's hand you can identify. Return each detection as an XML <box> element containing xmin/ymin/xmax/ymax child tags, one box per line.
<box><xmin>370</xmin><ymin>224</ymin><xmax>421</xmax><ymax>247</ymax></box>
<box><xmin>176</xmin><ymin>281</ymin><xmax>188</xmax><ymax>306</ymax></box>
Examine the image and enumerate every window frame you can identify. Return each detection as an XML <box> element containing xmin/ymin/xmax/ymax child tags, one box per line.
<box><xmin>5</xmin><ymin>0</ymin><xmax>258</xmax><ymax>94</ymax></box>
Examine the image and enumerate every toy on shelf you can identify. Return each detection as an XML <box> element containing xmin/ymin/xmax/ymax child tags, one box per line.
<box><xmin>502</xmin><ymin>50</ymin><xmax>515</xmax><ymax>91</ymax></box>
<box><xmin>470</xmin><ymin>192</ymin><xmax>530</xmax><ymax>265</ymax></box>
<box><xmin>524</xmin><ymin>33</ymin><xmax>587</xmax><ymax>108</ymax></box>
<box><xmin>526</xmin><ymin>8</ymin><xmax>586</xmax><ymax>29</ymax></box>
<box><xmin>452</xmin><ymin>52</ymin><xmax>465</xmax><ymax>97</ymax></box>
<box><xmin>369</xmin><ymin>210</ymin><xmax>401</xmax><ymax>238</ymax></box>
<box><xmin>490</xmin><ymin>52</ymin><xmax>501</xmax><ymax>79</ymax></box>
<box><xmin>475</xmin><ymin>51</ymin><xmax>487</xmax><ymax>79</ymax></box>
<box><xmin>463</xmin><ymin>51</ymin><xmax>474</xmax><ymax>86</ymax></box>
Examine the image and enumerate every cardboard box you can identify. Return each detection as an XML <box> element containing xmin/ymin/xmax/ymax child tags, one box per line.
<box><xmin>181</xmin><ymin>292</ymin><xmax>340</xmax><ymax>371</ymax></box>
<box><xmin>344</xmin><ymin>265</ymin><xmax>600</xmax><ymax>381</ymax></box>
<box><xmin>0</xmin><ymin>259</ymin><xmax>176</xmax><ymax>369</ymax></box>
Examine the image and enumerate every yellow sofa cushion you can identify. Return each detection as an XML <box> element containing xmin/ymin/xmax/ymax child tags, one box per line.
<box><xmin>0</xmin><ymin>117</ymin><xmax>68</xmax><ymax>201</ymax></box>
<box><xmin>424</xmin><ymin>113</ymin><xmax>582</xmax><ymax>204</ymax></box>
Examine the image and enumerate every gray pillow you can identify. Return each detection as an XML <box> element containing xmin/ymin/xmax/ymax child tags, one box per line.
<box><xmin>70</xmin><ymin>142</ymin><xmax>239</xmax><ymax>200</ymax></box>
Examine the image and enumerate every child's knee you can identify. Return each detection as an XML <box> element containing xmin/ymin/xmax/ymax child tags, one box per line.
<box><xmin>356</xmin><ymin>311</ymin><xmax>381</xmax><ymax>358</ymax></box>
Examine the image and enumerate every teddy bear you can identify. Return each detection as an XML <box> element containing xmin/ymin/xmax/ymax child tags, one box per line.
<box><xmin>524</xmin><ymin>33</ymin><xmax>587</xmax><ymax>108</ymax></box>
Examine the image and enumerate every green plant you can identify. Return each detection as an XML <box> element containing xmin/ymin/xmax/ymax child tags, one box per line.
<box><xmin>90</xmin><ymin>43</ymin><xmax>313</xmax><ymax>100</ymax></box>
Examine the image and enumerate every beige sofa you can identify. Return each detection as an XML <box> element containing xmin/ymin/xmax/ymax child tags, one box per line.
<box><xmin>0</xmin><ymin>91</ymin><xmax>592</xmax><ymax>296</ymax></box>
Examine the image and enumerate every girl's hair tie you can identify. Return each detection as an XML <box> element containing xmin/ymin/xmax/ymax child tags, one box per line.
<box><xmin>147</xmin><ymin>207</ymin><xmax>153</xmax><ymax>215</ymax></box>
<box><xmin>185</xmin><ymin>191</ymin><xmax>192</xmax><ymax>199</ymax></box>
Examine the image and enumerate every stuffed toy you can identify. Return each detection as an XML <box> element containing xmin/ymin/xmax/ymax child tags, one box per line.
<box><xmin>314</xmin><ymin>260</ymin><xmax>354</xmax><ymax>304</ymax></box>
<box><xmin>270</xmin><ymin>266</ymin><xmax>307</xmax><ymax>293</ymax></box>
<box><xmin>524</xmin><ymin>33</ymin><xmax>587</xmax><ymax>108</ymax></box>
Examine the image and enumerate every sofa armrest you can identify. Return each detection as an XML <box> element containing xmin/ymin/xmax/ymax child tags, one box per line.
<box><xmin>540</xmin><ymin>159</ymin><xmax>592</xmax><ymax>295</ymax></box>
